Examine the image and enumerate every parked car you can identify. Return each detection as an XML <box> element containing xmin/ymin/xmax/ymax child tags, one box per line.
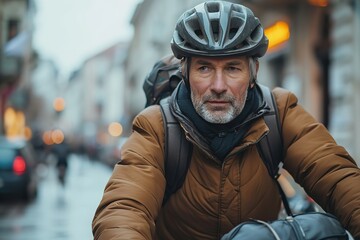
<box><xmin>0</xmin><ymin>137</ymin><xmax>38</xmax><ymax>201</ymax></box>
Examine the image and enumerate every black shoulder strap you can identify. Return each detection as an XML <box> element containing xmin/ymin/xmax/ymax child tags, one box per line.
<box><xmin>159</xmin><ymin>86</ymin><xmax>284</xmax><ymax>207</ymax></box>
<box><xmin>256</xmin><ymin>84</ymin><xmax>283</xmax><ymax>178</ymax></box>
<box><xmin>159</xmin><ymin>97</ymin><xmax>192</xmax><ymax>205</ymax></box>
<box><xmin>257</xmin><ymin>84</ymin><xmax>293</xmax><ymax>216</ymax></box>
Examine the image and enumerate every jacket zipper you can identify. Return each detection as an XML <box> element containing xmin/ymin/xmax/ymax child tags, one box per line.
<box><xmin>216</xmin><ymin>131</ymin><xmax>270</xmax><ymax>238</ymax></box>
<box><xmin>217</xmin><ymin>160</ymin><xmax>226</xmax><ymax>239</ymax></box>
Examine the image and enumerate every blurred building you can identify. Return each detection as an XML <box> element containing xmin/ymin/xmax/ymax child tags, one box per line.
<box><xmin>0</xmin><ymin>0</ymin><xmax>36</xmax><ymax>138</ymax></box>
<box><xmin>125</xmin><ymin>0</ymin><xmax>360</xmax><ymax>163</ymax></box>
<box><xmin>62</xmin><ymin>42</ymin><xmax>129</xmax><ymax>155</ymax></box>
<box><xmin>28</xmin><ymin>59</ymin><xmax>59</xmax><ymax>131</ymax></box>
<box><xmin>245</xmin><ymin>0</ymin><xmax>360</xmax><ymax>163</ymax></box>
<box><xmin>125</xmin><ymin>0</ymin><xmax>208</xmax><ymax>116</ymax></box>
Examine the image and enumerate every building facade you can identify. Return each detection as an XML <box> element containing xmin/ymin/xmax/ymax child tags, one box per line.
<box><xmin>328</xmin><ymin>0</ymin><xmax>359</xmax><ymax>161</ymax></box>
<box><xmin>246</xmin><ymin>0</ymin><xmax>360</xmax><ymax>162</ymax></box>
<box><xmin>61</xmin><ymin>42</ymin><xmax>129</xmax><ymax>157</ymax></box>
<box><xmin>0</xmin><ymin>0</ymin><xmax>36</xmax><ymax>137</ymax></box>
<box><xmin>125</xmin><ymin>0</ymin><xmax>207</xmax><ymax>117</ymax></box>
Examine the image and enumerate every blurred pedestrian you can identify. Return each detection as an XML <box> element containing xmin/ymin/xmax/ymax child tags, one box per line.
<box><xmin>51</xmin><ymin>141</ymin><xmax>70</xmax><ymax>185</ymax></box>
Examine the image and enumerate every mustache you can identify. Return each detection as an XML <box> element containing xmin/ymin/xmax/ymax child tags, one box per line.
<box><xmin>202</xmin><ymin>93</ymin><xmax>236</xmax><ymax>102</ymax></box>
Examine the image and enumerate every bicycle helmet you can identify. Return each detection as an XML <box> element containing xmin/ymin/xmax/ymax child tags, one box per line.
<box><xmin>171</xmin><ymin>1</ymin><xmax>268</xmax><ymax>58</ymax></box>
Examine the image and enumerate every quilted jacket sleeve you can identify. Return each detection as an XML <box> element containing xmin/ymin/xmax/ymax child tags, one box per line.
<box><xmin>92</xmin><ymin>105</ymin><xmax>166</xmax><ymax>240</ymax></box>
<box><xmin>273</xmin><ymin>88</ymin><xmax>360</xmax><ymax>238</ymax></box>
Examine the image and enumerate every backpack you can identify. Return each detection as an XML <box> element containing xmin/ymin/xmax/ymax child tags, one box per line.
<box><xmin>143</xmin><ymin>55</ymin><xmax>283</xmax><ymax>205</ymax></box>
<box><xmin>143</xmin><ymin>55</ymin><xmax>183</xmax><ymax>107</ymax></box>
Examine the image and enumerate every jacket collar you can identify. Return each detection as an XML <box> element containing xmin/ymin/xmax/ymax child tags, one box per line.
<box><xmin>169</xmin><ymin>81</ymin><xmax>270</xmax><ymax>161</ymax></box>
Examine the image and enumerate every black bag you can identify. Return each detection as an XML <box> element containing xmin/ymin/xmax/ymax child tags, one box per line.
<box><xmin>222</xmin><ymin>212</ymin><xmax>354</xmax><ymax>240</ymax></box>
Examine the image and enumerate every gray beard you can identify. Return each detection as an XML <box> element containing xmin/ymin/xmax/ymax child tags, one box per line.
<box><xmin>191</xmin><ymin>89</ymin><xmax>248</xmax><ymax>124</ymax></box>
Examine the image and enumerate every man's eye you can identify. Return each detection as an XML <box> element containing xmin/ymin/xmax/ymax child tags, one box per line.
<box><xmin>198</xmin><ymin>66</ymin><xmax>209</xmax><ymax>72</ymax></box>
<box><xmin>227</xmin><ymin>66</ymin><xmax>241</xmax><ymax>72</ymax></box>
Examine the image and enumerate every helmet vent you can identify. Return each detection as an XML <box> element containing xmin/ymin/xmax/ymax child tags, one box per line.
<box><xmin>187</xmin><ymin>17</ymin><xmax>206</xmax><ymax>42</ymax></box>
<box><xmin>228</xmin><ymin>27</ymin><xmax>238</xmax><ymax>40</ymax></box>
<box><xmin>206</xmin><ymin>2</ymin><xmax>220</xmax><ymax>13</ymax></box>
<box><xmin>229</xmin><ymin>17</ymin><xmax>243</xmax><ymax>40</ymax></box>
<box><xmin>242</xmin><ymin>40</ymin><xmax>250</xmax><ymax>48</ymax></box>
<box><xmin>210</xmin><ymin>20</ymin><xmax>220</xmax><ymax>42</ymax></box>
<box><xmin>194</xmin><ymin>29</ymin><xmax>204</xmax><ymax>40</ymax></box>
<box><xmin>249</xmin><ymin>25</ymin><xmax>263</xmax><ymax>42</ymax></box>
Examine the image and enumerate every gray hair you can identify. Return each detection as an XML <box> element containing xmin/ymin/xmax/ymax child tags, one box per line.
<box><xmin>249</xmin><ymin>57</ymin><xmax>258</xmax><ymax>84</ymax></box>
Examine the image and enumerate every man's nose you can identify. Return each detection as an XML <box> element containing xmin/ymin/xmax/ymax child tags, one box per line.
<box><xmin>211</xmin><ymin>71</ymin><xmax>227</xmax><ymax>93</ymax></box>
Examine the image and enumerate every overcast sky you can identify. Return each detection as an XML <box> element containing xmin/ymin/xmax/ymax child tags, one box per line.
<box><xmin>33</xmin><ymin>0</ymin><xmax>141</xmax><ymax>77</ymax></box>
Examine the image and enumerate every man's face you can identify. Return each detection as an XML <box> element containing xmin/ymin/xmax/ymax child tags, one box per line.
<box><xmin>189</xmin><ymin>56</ymin><xmax>254</xmax><ymax>124</ymax></box>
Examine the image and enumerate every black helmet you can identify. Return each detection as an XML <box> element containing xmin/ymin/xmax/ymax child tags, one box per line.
<box><xmin>171</xmin><ymin>1</ymin><xmax>268</xmax><ymax>59</ymax></box>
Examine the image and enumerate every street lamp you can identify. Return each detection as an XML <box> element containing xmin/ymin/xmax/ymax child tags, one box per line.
<box><xmin>265</xmin><ymin>21</ymin><xmax>290</xmax><ymax>51</ymax></box>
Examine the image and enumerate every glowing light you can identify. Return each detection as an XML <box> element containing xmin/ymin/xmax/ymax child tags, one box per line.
<box><xmin>265</xmin><ymin>21</ymin><xmax>290</xmax><ymax>50</ymax></box>
<box><xmin>24</xmin><ymin>126</ymin><xmax>32</xmax><ymax>140</ymax></box>
<box><xmin>53</xmin><ymin>97</ymin><xmax>65</xmax><ymax>112</ymax></box>
<box><xmin>13</xmin><ymin>156</ymin><xmax>26</xmax><ymax>175</ymax></box>
<box><xmin>16</xmin><ymin>112</ymin><xmax>25</xmax><ymax>127</ymax></box>
<box><xmin>43</xmin><ymin>131</ymin><xmax>54</xmax><ymax>145</ymax></box>
<box><xmin>4</xmin><ymin>108</ymin><xmax>16</xmax><ymax>128</ymax></box>
<box><xmin>4</xmin><ymin>108</ymin><xmax>27</xmax><ymax>138</ymax></box>
<box><xmin>51</xmin><ymin>129</ymin><xmax>65</xmax><ymax>144</ymax></box>
<box><xmin>308</xmin><ymin>0</ymin><xmax>328</xmax><ymax>7</ymax></box>
<box><xmin>108</xmin><ymin>122</ymin><xmax>123</xmax><ymax>137</ymax></box>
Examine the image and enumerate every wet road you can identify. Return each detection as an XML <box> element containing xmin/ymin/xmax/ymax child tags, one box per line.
<box><xmin>0</xmin><ymin>154</ymin><xmax>113</xmax><ymax>240</ymax></box>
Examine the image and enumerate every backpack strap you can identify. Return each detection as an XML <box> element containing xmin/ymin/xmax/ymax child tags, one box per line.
<box><xmin>159</xmin><ymin>85</ymin><xmax>287</xmax><ymax>211</ymax></box>
<box><xmin>257</xmin><ymin>84</ymin><xmax>293</xmax><ymax>216</ymax></box>
<box><xmin>159</xmin><ymin>97</ymin><xmax>192</xmax><ymax>205</ymax></box>
<box><xmin>256</xmin><ymin>84</ymin><xmax>283</xmax><ymax>178</ymax></box>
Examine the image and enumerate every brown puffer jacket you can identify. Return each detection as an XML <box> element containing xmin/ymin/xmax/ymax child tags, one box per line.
<box><xmin>92</xmin><ymin>87</ymin><xmax>360</xmax><ymax>240</ymax></box>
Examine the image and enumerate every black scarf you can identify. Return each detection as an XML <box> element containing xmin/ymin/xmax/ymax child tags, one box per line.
<box><xmin>177</xmin><ymin>84</ymin><xmax>263</xmax><ymax>160</ymax></box>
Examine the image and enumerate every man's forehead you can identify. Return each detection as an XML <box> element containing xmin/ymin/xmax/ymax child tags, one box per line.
<box><xmin>192</xmin><ymin>56</ymin><xmax>249</xmax><ymax>65</ymax></box>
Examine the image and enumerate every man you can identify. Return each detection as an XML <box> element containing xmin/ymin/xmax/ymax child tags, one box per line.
<box><xmin>92</xmin><ymin>1</ymin><xmax>360</xmax><ymax>239</ymax></box>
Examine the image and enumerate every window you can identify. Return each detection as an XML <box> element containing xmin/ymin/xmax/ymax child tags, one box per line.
<box><xmin>7</xmin><ymin>19</ymin><xmax>20</xmax><ymax>41</ymax></box>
